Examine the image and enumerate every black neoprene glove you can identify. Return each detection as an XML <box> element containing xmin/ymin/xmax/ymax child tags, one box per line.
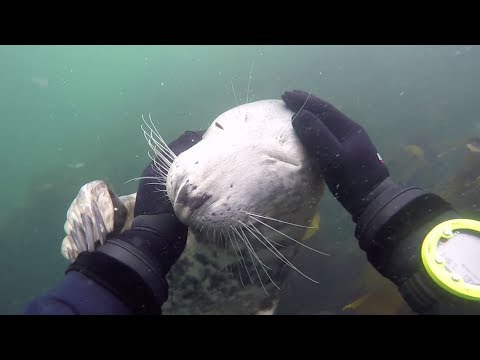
<box><xmin>282</xmin><ymin>90</ymin><xmax>390</xmax><ymax>221</ymax></box>
<box><xmin>68</xmin><ymin>130</ymin><xmax>205</xmax><ymax>314</ymax></box>
<box><xmin>283</xmin><ymin>91</ymin><xmax>480</xmax><ymax>315</ymax></box>
<box><xmin>282</xmin><ymin>90</ymin><xmax>453</xmax><ymax>295</ymax></box>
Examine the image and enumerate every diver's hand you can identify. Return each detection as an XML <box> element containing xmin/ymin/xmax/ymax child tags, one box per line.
<box><xmin>282</xmin><ymin>90</ymin><xmax>390</xmax><ymax>219</ymax></box>
<box><xmin>122</xmin><ymin>130</ymin><xmax>206</xmax><ymax>272</ymax></box>
<box><xmin>67</xmin><ymin>129</ymin><xmax>205</xmax><ymax>314</ymax></box>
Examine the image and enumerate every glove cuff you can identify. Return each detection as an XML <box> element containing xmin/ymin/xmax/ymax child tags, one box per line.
<box><xmin>66</xmin><ymin>213</ymin><xmax>187</xmax><ymax>314</ymax></box>
<box><xmin>354</xmin><ymin>178</ymin><xmax>453</xmax><ymax>254</ymax></box>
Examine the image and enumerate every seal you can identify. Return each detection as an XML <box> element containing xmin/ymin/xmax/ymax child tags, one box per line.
<box><xmin>61</xmin><ymin>99</ymin><xmax>327</xmax><ymax>314</ymax></box>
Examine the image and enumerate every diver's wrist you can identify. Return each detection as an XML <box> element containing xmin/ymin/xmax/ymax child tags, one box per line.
<box><xmin>354</xmin><ymin>181</ymin><xmax>453</xmax><ymax>253</ymax></box>
<box><xmin>350</xmin><ymin>177</ymin><xmax>402</xmax><ymax>222</ymax></box>
<box><xmin>353</xmin><ymin>184</ymin><xmax>455</xmax><ymax>302</ymax></box>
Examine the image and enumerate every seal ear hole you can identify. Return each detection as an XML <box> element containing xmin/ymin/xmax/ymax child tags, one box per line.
<box><xmin>195</xmin><ymin>161</ymin><xmax>199</xmax><ymax>165</ymax></box>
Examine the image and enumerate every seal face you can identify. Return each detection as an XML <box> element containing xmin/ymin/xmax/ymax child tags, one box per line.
<box><xmin>161</xmin><ymin>100</ymin><xmax>326</xmax><ymax>314</ymax></box>
<box><xmin>167</xmin><ymin>100</ymin><xmax>321</xmax><ymax>230</ymax></box>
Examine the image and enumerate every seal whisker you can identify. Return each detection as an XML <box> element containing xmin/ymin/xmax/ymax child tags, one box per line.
<box><xmin>147</xmin><ymin>148</ymin><xmax>173</xmax><ymax>167</ymax></box>
<box><xmin>148</xmin><ymin>156</ymin><xmax>171</xmax><ymax>184</ymax></box>
<box><xmin>147</xmin><ymin>128</ymin><xmax>176</xmax><ymax>163</ymax></box>
<box><xmin>227</xmin><ymin>230</ymin><xmax>249</xmax><ymax>288</ymax></box>
<box><xmin>150</xmin><ymin>180</ymin><xmax>167</xmax><ymax>186</ymax></box>
<box><xmin>291</xmin><ymin>90</ymin><xmax>312</xmax><ymax>123</ymax></box>
<box><xmin>147</xmin><ymin>112</ymin><xmax>177</xmax><ymax>157</ymax></box>
<box><xmin>147</xmin><ymin>139</ymin><xmax>174</xmax><ymax>167</ymax></box>
<box><xmin>246</xmin><ymin>220</ymin><xmax>281</xmax><ymax>255</ymax></box>
<box><xmin>246</xmin><ymin>218</ymin><xmax>284</xmax><ymax>248</ymax></box>
<box><xmin>142</xmin><ymin>128</ymin><xmax>175</xmax><ymax>179</ymax></box>
<box><xmin>232</xmin><ymin>226</ymin><xmax>269</xmax><ymax>294</ymax></box>
<box><xmin>246</xmin><ymin>219</ymin><xmax>318</xmax><ymax>285</ymax></box>
<box><xmin>143</xmin><ymin>129</ymin><xmax>174</xmax><ymax>158</ymax></box>
<box><xmin>252</xmin><ymin>217</ymin><xmax>330</xmax><ymax>257</ymax></box>
<box><xmin>235</xmin><ymin>226</ymin><xmax>272</xmax><ymax>271</ymax></box>
<box><xmin>152</xmin><ymin>187</ymin><xmax>169</xmax><ymax>198</ymax></box>
<box><xmin>142</xmin><ymin>113</ymin><xmax>176</xmax><ymax>160</ymax></box>
<box><xmin>124</xmin><ymin>176</ymin><xmax>159</xmax><ymax>184</ymax></box>
<box><xmin>230</xmin><ymin>80</ymin><xmax>242</xmax><ymax>118</ymax></box>
<box><xmin>244</xmin><ymin>210</ymin><xmax>318</xmax><ymax>229</ymax></box>
<box><xmin>147</xmin><ymin>183</ymin><xmax>167</xmax><ymax>188</ymax></box>
<box><xmin>154</xmin><ymin>175</ymin><xmax>168</xmax><ymax>186</ymax></box>
<box><xmin>229</xmin><ymin>231</ymin><xmax>247</xmax><ymax>287</ymax></box>
<box><xmin>150</xmin><ymin>157</ymin><xmax>171</xmax><ymax>177</ymax></box>
<box><xmin>148</xmin><ymin>144</ymin><xmax>173</xmax><ymax>174</ymax></box>
<box><xmin>146</xmin><ymin>148</ymin><xmax>172</xmax><ymax>181</ymax></box>
<box><xmin>229</xmin><ymin>227</ymin><xmax>255</xmax><ymax>286</ymax></box>
<box><xmin>141</xmin><ymin>123</ymin><xmax>175</xmax><ymax>164</ymax></box>
<box><xmin>244</xmin><ymin>60</ymin><xmax>255</xmax><ymax>121</ymax></box>
<box><xmin>238</xmin><ymin>222</ymin><xmax>281</xmax><ymax>291</ymax></box>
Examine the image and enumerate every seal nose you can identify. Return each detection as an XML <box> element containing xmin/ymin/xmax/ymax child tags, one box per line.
<box><xmin>174</xmin><ymin>180</ymin><xmax>212</xmax><ymax>221</ymax></box>
<box><xmin>189</xmin><ymin>192</ymin><xmax>212</xmax><ymax>211</ymax></box>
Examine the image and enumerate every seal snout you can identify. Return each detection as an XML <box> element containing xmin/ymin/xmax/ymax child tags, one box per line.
<box><xmin>173</xmin><ymin>179</ymin><xmax>212</xmax><ymax>223</ymax></box>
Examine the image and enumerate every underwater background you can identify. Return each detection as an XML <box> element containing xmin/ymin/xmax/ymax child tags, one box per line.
<box><xmin>1</xmin><ymin>45</ymin><xmax>479</xmax><ymax>314</ymax></box>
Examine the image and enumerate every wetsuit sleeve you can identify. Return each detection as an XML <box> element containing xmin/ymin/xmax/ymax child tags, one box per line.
<box><xmin>24</xmin><ymin>271</ymin><xmax>132</xmax><ymax>315</ymax></box>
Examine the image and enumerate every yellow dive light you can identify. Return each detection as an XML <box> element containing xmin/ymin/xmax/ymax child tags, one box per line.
<box><xmin>421</xmin><ymin>219</ymin><xmax>480</xmax><ymax>301</ymax></box>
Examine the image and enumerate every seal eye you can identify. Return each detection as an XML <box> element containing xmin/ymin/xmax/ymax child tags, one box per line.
<box><xmin>215</xmin><ymin>122</ymin><xmax>224</xmax><ymax>130</ymax></box>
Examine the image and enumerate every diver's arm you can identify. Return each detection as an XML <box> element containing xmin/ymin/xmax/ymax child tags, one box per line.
<box><xmin>25</xmin><ymin>211</ymin><xmax>187</xmax><ymax>315</ymax></box>
<box><xmin>25</xmin><ymin>271</ymin><xmax>132</xmax><ymax>315</ymax></box>
<box><xmin>25</xmin><ymin>130</ymin><xmax>205</xmax><ymax>315</ymax></box>
<box><xmin>351</xmin><ymin>178</ymin><xmax>469</xmax><ymax>314</ymax></box>
<box><xmin>283</xmin><ymin>90</ymin><xmax>480</xmax><ymax>314</ymax></box>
